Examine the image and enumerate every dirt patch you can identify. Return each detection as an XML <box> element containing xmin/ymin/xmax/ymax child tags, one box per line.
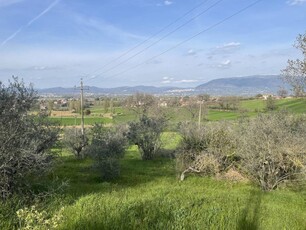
<box><xmin>50</xmin><ymin>110</ymin><xmax>76</xmax><ymax>117</ymax></box>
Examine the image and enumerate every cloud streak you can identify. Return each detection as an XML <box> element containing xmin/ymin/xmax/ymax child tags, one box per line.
<box><xmin>73</xmin><ymin>14</ymin><xmax>145</xmax><ymax>41</ymax></box>
<box><xmin>1</xmin><ymin>0</ymin><xmax>60</xmax><ymax>47</ymax></box>
<box><xmin>287</xmin><ymin>0</ymin><xmax>306</xmax><ymax>5</ymax></box>
<box><xmin>0</xmin><ymin>0</ymin><xmax>23</xmax><ymax>8</ymax></box>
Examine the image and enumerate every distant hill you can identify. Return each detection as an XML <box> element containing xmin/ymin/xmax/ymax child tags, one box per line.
<box><xmin>37</xmin><ymin>85</ymin><xmax>184</xmax><ymax>96</ymax></box>
<box><xmin>195</xmin><ymin>75</ymin><xmax>289</xmax><ymax>96</ymax></box>
<box><xmin>38</xmin><ymin>75</ymin><xmax>290</xmax><ymax>96</ymax></box>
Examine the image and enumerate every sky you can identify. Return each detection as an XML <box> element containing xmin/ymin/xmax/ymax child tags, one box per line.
<box><xmin>0</xmin><ymin>0</ymin><xmax>305</xmax><ymax>88</ymax></box>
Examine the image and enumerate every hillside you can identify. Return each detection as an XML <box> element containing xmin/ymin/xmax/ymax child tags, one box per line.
<box><xmin>38</xmin><ymin>85</ymin><xmax>183</xmax><ymax>96</ymax></box>
<box><xmin>37</xmin><ymin>75</ymin><xmax>290</xmax><ymax>96</ymax></box>
<box><xmin>195</xmin><ymin>75</ymin><xmax>289</xmax><ymax>96</ymax></box>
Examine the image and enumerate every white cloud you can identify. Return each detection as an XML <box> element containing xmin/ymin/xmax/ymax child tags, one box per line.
<box><xmin>33</xmin><ymin>66</ymin><xmax>46</xmax><ymax>70</ymax></box>
<box><xmin>208</xmin><ymin>42</ymin><xmax>241</xmax><ymax>56</ymax></box>
<box><xmin>176</xmin><ymin>79</ymin><xmax>199</xmax><ymax>83</ymax></box>
<box><xmin>215</xmin><ymin>42</ymin><xmax>241</xmax><ymax>51</ymax></box>
<box><xmin>287</xmin><ymin>0</ymin><xmax>306</xmax><ymax>5</ymax></box>
<box><xmin>217</xmin><ymin>60</ymin><xmax>231</xmax><ymax>69</ymax></box>
<box><xmin>164</xmin><ymin>0</ymin><xmax>173</xmax><ymax>6</ymax></box>
<box><xmin>161</xmin><ymin>78</ymin><xmax>198</xmax><ymax>84</ymax></box>
<box><xmin>161</xmin><ymin>76</ymin><xmax>174</xmax><ymax>83</ymax></box>
<box><xmin>187</xmin><ymin>49</ymin><xmax>197</xmax><ymax>56</ymax></box>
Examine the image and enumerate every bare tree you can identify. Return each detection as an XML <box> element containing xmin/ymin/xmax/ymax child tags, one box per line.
<box><xmin>282</xmin><ymin>32</ymin><xmax>306</xmax><ymax>96</ymax></box>
<box><xmin>277</xmin><ymin>87</ymin><xmax>288</xmax><ymax>98</ymax></box>
<box><xmin>125</xmin><ymin>93</ymin><xmax>157</xmax><ymax>116</ymax></box>
<box><xmin>183</xmin><ymin>97</ymin><xmax>198</xmax><ymax>119</ymax></box>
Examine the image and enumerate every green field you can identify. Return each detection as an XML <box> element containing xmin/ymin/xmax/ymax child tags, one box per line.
<box><xmin>1</xmin><ymin>132</ymin><xmax>305</xmax><ymax>229</ymax></box>
<box><xmin>47</xmin><ymin>98</ymin><xmax>306</xmax><ymax>127</ymax></box>
<box><xmin>276</xmin><ymin>98</ymin><xmax>306</xmax><ymax>113</ymax></box>
<box><xmin>49</xmin><ymin>117</ymin><xmax>112</xmax><ymax>126</ymax></box>
<box><xmin>3</xmin><ymin>98</ymin><xmax>306</xmax><ymax>229</ymax></box>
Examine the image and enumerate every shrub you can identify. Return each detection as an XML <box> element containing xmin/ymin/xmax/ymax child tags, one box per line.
<box><xmin>128</xmin><ymin>115</ymin><xmax>167</xmax><ymax>160</ymax></box>
<box><xmin>237</xmin><ymin>112</ymin><xmax>306</xmax><ymax>191</ymax></box>
<box><xmin>177</xmin><ymin>122</ymin><xmax>237</xmax><ymax>180</ymax></box>
<box><xmin>265</xmin><ymin>95</ymin><xmax>277</xmax><ymax>111</ymax></box>
<box><xmin>85</xmin><ymin>109</ymin><xmax>91</xmax><ymax>116</ymax></box>
<box><xmin>85</xmin><ymin>124</ymin><xmax>128</xmax><ymax>180</ymax></box>
<box><xmin>16</xmin><ymin>206</ymin><xmax>64</xmax><ymax>230</ymax></box>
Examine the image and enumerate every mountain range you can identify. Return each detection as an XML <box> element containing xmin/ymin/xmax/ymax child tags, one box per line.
<box><xmin>38</xmin><ymin>75</ymin><xmax>290</xmax><ymax>96</ymax></box>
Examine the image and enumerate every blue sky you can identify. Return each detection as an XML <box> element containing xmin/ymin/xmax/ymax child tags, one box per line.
<box><xmin>0</xmin><ymin>0</ymin><xmax>305</xmax><ymax>88</ymax></box>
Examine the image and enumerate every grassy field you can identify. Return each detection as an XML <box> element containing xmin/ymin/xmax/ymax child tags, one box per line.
<box><xmin>3</xmin><ymin>98</ymin><xmax>305</xmax><ymax>229</ymax></box>
<box><xmin>276</xmin><ymin>98</ymin><xmax>306</xmax><ymax>113</ymax></box>
<box><xmin>240</xmin><ymin>98</ymin><xmax>306</xmax><ymax>114</ymax></box>
<box><xmin>1</xmin><ymin>132</ymin><xmax>305</xmax><ymax>229</ymax></box>
<box><xmin>49</xmin><ymin>117</ymin><xmax>113</xmax><ymax>126</ymax></box>
<box><xmin>46</xmin><ymin>98</ymin><xmax>306</xmax><ymax>128</ymax></box>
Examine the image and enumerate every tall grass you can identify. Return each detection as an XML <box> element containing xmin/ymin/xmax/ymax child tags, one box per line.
<box><xmin>2</xmin><ymin>145</ymin><xmax>305</xmax><ymax>229</ymax></box>
<box><xmin>55</xmin><ymin>149</ymin><xmax>306</xmax><ymax>230</ymax></box>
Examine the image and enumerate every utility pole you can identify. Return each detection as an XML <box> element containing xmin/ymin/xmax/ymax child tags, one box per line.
<box><xmin>80</xmin><ymin>78</ymin><xmax>85</xmax><ymax>138</ymax></box>
<box><xmin>198</xmin><ymin>100</ymin><xmax>202</xmax><ymax>127</ymax></box>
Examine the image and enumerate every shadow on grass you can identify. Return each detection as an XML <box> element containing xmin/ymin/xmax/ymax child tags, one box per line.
<box><xmin>237</xmin><ymin>190</ymin><xmax>262</xmax><ymax>230</ymax></box>
<box><xmin>49</xmin><ymin>148</ymin><xmax>176</xmax><ymax>200</ymax></box>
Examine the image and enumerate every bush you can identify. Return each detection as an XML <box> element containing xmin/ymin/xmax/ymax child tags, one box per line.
<box><xmin>17</xmin><ymin>205</ymin><xmax>64</xmax><ymax>230</ymax></box>
<box><xmin>0</xmin><ymin>78</ymin><xmax>59</xmax><ymax>199</ymax></box>
<box><xmin>265</xmin><ymin>95</ymin><xmax>277</xmax><ymax>111</ymax></box>
<box><xmin>85</xmin><ymin>124</ymin><xmax>128</xmax><ymax>180</ymax></box>
<box><xmin>128</xmin><ymin>115</ymin><xmax>167</xmax><ymax>160</ymax></box>
<box><xmin>177</xmin><ymin>122</ymin><xmax>237</xmax><ymax>180</ymax></box>
<box><xmin>237</xmin><ymin>112</ymin><xmax>306</xmax><ymax>191</ymax></box>
<box><xmin>85</xmin><ymin>109</ymin><xmax>91</xmax><ymax>116</ymax></box>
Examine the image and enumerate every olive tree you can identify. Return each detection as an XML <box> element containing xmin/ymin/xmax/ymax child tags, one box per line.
<box><xmin>128</xmin><ymin>115</ymin><xmax>167</xmax><ymax>160</ymax></box>
<box><xmin>63</xmin><ymin>128</ymin><xmax>88</xmax><ymax>159</ymax></box>
<box><xmin>0</xmin><ymin>78</ymin><xmax>59</xmax><ymax>199</ymax></box>
<box><xmin>85</xmin><ymin>124</ymin><xmax>128</xmax><ymax>180</ymax></box>
<box><xmin>265</xmin><ymin>95</ymin><xmax>277</xmax><ymax>111</ymax></box>
<box><xmin>282</xmin><ymin>32</ymin><xmax>306</xmax><ymax>96</ymax></box>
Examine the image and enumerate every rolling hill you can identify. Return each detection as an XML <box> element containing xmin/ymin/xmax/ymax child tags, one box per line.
<box><xmin>38</xmin><ymin>75</ymin><xmax>291</xmax><ymax>96</ymax></box>
<box><xmin>195</xmin><ymin>75</ymin><xmax>289</xmax><ymax>96</ymax></box>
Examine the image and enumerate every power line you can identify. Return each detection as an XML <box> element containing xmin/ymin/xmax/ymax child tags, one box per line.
<box><xmin>92</xmin><ymin>0</ymin><xmax>263</xmax><ymax>82</ymax></box>
<box><xmin>83</xmin><ymin>0</ymin><xmax>211</xmax><ymax>80</ymax></box>
<box><xmin>85</xmin><ymin>0</ymin><xmax>224</xmax><ymax>83</ymax></box>
<box><xmin>83</xmin><ymin>0</ymin><xmax>213</xmax><ymax>79</ymax></box>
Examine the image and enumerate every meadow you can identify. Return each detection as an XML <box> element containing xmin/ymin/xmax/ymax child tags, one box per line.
<box><xmin>1</xmin><ymin>97</ymin><xmax>306</xmax><ymax>229</ymax></box>
<box><xmin>1</xmin><ymin>133</ymin><xmax>305</xmax><ymax>229</ymax></box>
<box><xmin>49</xmin><ymin>97</ymin><xmax>306</xmax><ymax>127</ymax></box>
